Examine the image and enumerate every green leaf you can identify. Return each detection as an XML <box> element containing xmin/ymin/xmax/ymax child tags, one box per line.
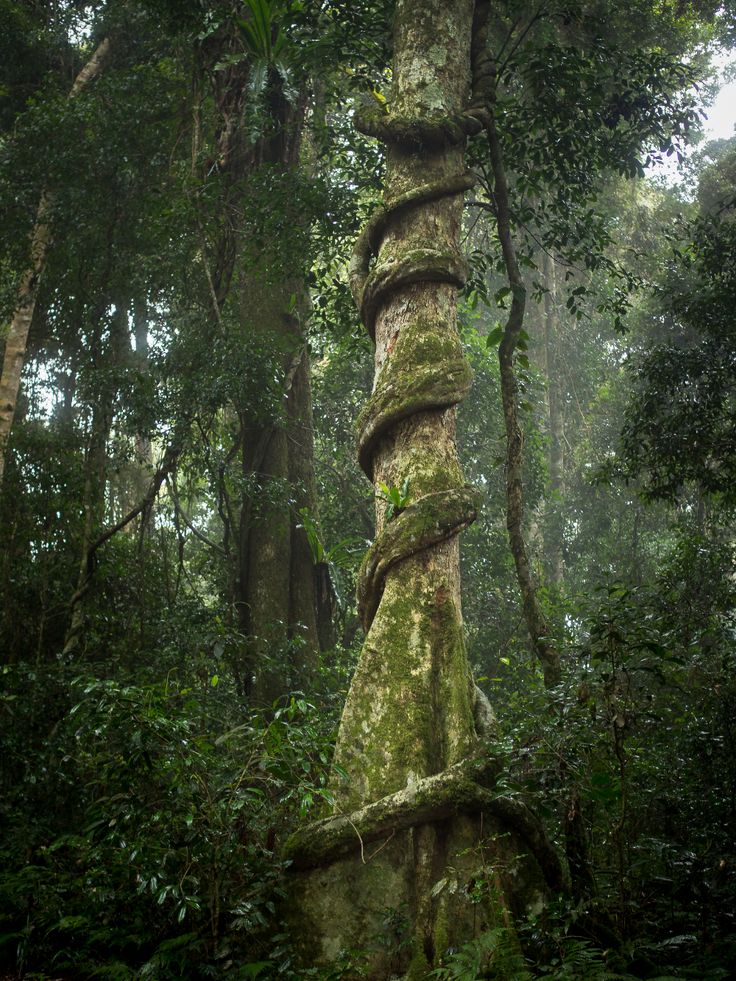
<box><xmin>237</xmin><ymin>0</ymin><xmax>287</xmax><ymax>63</ymax></box>
<box><xmin>486</xmin><ymin>325</ymin><xmax>504</xmax><ymax>347</ymax></box>
<box><xmin>240</xmin><ymin>964</ymin><xmax>273</xmax><ymax>979</ymax></box>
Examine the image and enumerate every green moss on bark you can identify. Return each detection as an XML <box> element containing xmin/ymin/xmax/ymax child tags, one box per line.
<box><xmin>356</xmin><ymin>310</ymin><xmax>473</xmax><ymax>478</ymax></box>
<box><xmin>284</xmin><ymin>0</ymin><xmax>558</xmax><ymax>972</ymax></box>
<box><xmin>432</xmin><ymin>901</ymin><xmax>450</xmax><ymax>967</ymax></box>
<box><xmin>407</xmin><ymin>944</ymin><xmax>431</xmax><ymax>980</ymax></box>
<box><xmin>356</xmin><ymin>485</ymin><xmax>481</xmax><ymax>631</ymax></box>
<box><xmin>332</xmin><ymin>557</ymin><xmax>480</xmax><ymax>811</ymax></box>
<box><xmin>361</xmin><ymin>248</ymin><xmax>468</xmax><ymax>339</ymax></box>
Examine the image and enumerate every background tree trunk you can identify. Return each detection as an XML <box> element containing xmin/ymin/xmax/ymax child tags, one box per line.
<box><xmin>236</xmin><ymin>294</ymin><xmax>324</xmax><ymax>703</ymax></box>
<box><xmin>543</xmin><ymin>252</ymin><xmax>565</xmax><ymax>588</ymax></box>
<box><xmin>0</xmin><ymin>38</ymin><xmax>110</xmax><ymax>485</ymax></box>
<box><xmin>232</xmin><ymin>82</ymin><xmax>328</xmax><ymax>704</ymax></box>
<box><xmin>62</xmin><ymin>302</ymin><xmax>123</xmax><ymax>656</ymax></box>
<box><xmin>188</xmin><ymin>39</ymin><xmax>330</xmax><ymax>701</ymax></box>
<box><xmin>131</xmin><ymin>296</ymin><xmax>153</xmax><ymax>518</ymax></box>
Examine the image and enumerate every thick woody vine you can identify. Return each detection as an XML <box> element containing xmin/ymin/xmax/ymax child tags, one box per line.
<box><xmin>349</xmin><ymin>0</ymin><xmax>560</xmax><ymax>689</ymax></box>
<box><xmin>284</xmin><ymin>0</ymin><xmax>563</xmax><ymax>882</ymax></box>
<box><xmin>347</xmin><ymin>0</ymin><xmax>494</xmax><ymax>639</ymax></box>
<box><xmin>348</xmin><ymin>165</ymin><xmax>481</xmax><ymax>631</ymax></box>
<box><xmin>486</xmin><ymin>106</ymin><xmax>562</xmax><ymax>690</ymax></box>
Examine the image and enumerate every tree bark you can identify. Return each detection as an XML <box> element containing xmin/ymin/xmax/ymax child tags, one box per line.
<box><xmin>236</xmin><ymin>295</ymin><xmax>296</xmax><ymax>704</ymax></box>
<box><xmin>335</xmin><ymin>0</ymin><xmax>479</xmax><ymax>809</ymax></box>
<box><xmin>236</xmin><ymin>297</ymin><xmax>325</xmax><ymax>703</ymax></box>
<box><xmin>232</xmin><ymin>80</ymin><xmax>329</xmax><ymax>703</ymax></box>
<box><xmin>0</xmin><ymin>38</ymin><xmax>111</xmax><ymax>486</ymax></box>
<box><xmin>131</xmin><ymin>297</ymin><xmax>153</xmax><ymax>520</ymax></box>
<box><xmin>62</xmin><ymin>397</ymin><xmax>111</xmax><ymax>657</ymax></box>
<box><xmin>62</xmin><ymin>300</ymin><xmax>127</xmax><ymax>656</ymax></box>
<box><xmin>287</xmin><ymin>341</ymin><xmax>330</xmax><ymax>648</ymax></box>
<box><xmin>488</xmin><ymin>104</ymin><xmax>561</xmax><ymax>690</ymax></box>
<box><xmin>192</xmin><ymin>32</ymin><xmax>329</xmax><ymax>700</ymax></box>
<box><xmin>543</xmin><ymin>252</ymin><xmax>565</xmax><ymax>587</ymax></box>
<box><xmin>287</xmin><ymin>3</ymin><xmax>557</xmax><ymax>974</ymax></box>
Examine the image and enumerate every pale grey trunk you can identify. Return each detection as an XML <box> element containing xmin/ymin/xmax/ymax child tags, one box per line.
<box><xmin>0</xmin><ymin>38</ymin><xmax>111</xmax><ymax>485</ymax></box>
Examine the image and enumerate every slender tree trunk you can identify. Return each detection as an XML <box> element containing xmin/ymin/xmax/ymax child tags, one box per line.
<box><xmin>0</xmin><ymin>192</ymin><xmax>52</xmax><ymax>486</ymax></box>
<box><xmin>111</xmin><ymin>296</ymin><xmax>155</xmax><ymax>538</ymax></box>
<box><xmin>63</xmin><ymin>400</ymin><xmax>110</xmax><ymax>656</ymax></box>
<box><xmin>63</xmin><ymin>299</ymin><xmax>126</xmax><ymax>656</ymax></box>
<box><xmin>287</xmin><ymin>3</ymin><xmax>559</xmax><ymax>973</ymax></box>
<box><xmin>543</xmin><ymin>252</ymin><xmax>565</xmax><ymax>587</ymax></box>
<box><xmin>0</xmin><ymin>38</ymin><xmax>111</xmax><ymax>485</ymax></box>
<box><xmin>488</xmin><ymin>105</ymin><xmax>561</xmax><ymax>690</ymax></box>
<box><xmin>133</xmin><ymin>297</ymin><xmax>153</xmax><ymax>487</ymax></box>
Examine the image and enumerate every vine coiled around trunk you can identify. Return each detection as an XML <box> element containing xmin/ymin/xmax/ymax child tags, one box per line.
<box><xmin>357</xmin><ymin>485</ymin><xmax>481</xmax><ymax>633</ymax></box>
<box><xmin>346</xmin><ymin>3</ymin><xmax>498</xmax><ymax>633</ymax></box>
<box><xmin>348</xmin><ymin>172</ymin><xmax>476</xmax><ymax>342</ymax></box>
<box><xmin>349</xmin><ymin>152</ymin><xmax>481</xmax><ymax>633</ymax></box>
<box><xmin>285</xmin><ymin>10</ymin><xmax>566</xmax><ymax>958</ymax></box>
<box><xmin>283</xmin><ymin>753</ymin><xmax>565</xmax><ymax>894</ymax></box>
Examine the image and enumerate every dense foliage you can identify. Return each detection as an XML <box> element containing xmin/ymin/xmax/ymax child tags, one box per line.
<box><xmin>1</xmin><ymin>0</ymin><xmax>736</xmax><ymax>978</ymax></box>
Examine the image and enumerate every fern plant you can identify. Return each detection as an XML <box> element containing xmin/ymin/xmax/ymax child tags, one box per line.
<box><xmin>377</xmin><ymin>477</ymin><xmax>411</xmax><ymax>520</ymax></box>
<box><xmin>430</xmin><ymin>927</ymin><xmax>532</xmax><ymax>980</ymax></box>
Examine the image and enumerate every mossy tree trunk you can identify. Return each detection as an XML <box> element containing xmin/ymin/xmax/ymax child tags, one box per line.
<box><xmin>286</xmin><ymin>2</ymin><xmax>560</xmax><ymax>975</ymax></box>
<box><xmin>333</xmin><ymin>0</ymin><xmax>479</xmax><ymax>814</ymax></box>
<box><xmin>232</xmin><ymin>80</ymin><xmax>327</xmax><ymax>705</ymax></box>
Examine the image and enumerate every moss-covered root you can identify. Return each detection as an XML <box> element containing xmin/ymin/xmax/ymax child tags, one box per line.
<box><xmin>283</xmin><ymin>755</ymin><xmax>503</xmax><ymax>869</ymax></box>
